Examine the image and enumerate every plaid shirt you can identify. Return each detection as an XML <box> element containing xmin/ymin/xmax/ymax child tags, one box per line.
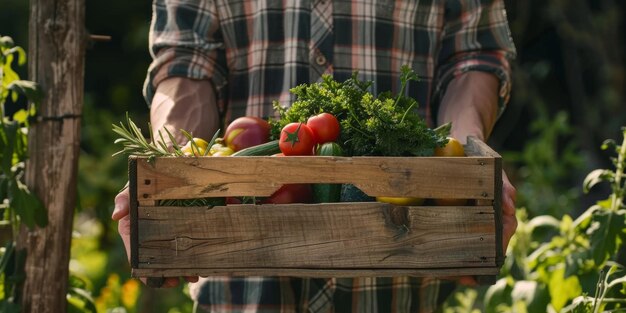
<box><xmin>190</xmin><ymin>277</ymin><xmax>455</xmax><ymax>313</ymax></box>
<box><xmin>144</xmin><ymin>0</ymin><xmax>515</xmax><ymax>124</ymax></box>
<box><xmin>144</xmin><ymin>1</ymin><xmax>515</xmax><ymax>312</ymax></box>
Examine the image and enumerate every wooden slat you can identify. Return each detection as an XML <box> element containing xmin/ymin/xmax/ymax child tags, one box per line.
<box><xmin>465</xmin><ymin>137</ymin><xmax>504</xmax><ymax>264</ymax></box>
<box><xmin>135</xmin><ymin>203</ymin><xmax>496</xmax><ymax>271</ymax></box>
<box><xmin>135</xmin><ymin>156</ymin><xmax>495</xmax><ymax>200</ymax></box>
<box><xmin>133</xmin><ymin>267</ymin><xmax>501</xmax><ymax>279</ymax></box>
<box><xmin>465</xmin><ymin>137</ymin><xmax>501</xmax><ymax>158</ymax></box>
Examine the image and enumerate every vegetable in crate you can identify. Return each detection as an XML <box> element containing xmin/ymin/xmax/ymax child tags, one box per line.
<box><xmin>306</xmin><ymin>112</ymin><xmax>341</xmax><ymax>144</ymax></box>
<box><xmin>433</xmin><ymin>136</ymin><xmax>469</xmax><ymax>206</ymax></box>
<box><xmin>224</xmin><ymin>116</ymin><xmax>271</xmax><ymax>152</ymax></box>
<box><xmin>271</xmin><ymin>66</ymin><xmax>449</xmax><ymax>157</ymax></box>
<box><xmin>279</xmin><ymin>122</ymin><xmax>317</xmax><ymax>156</ymax></box>
<box><xmin>312</xmin><ymin>142</ymin><xmax>344</xmax><ymax>203</ymax></box>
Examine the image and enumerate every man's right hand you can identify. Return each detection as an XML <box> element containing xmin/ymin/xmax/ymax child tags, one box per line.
<box><xmin>112</xmin><ymin>187</ymin><xmax>199</xmax><ymax>288</ymax></box>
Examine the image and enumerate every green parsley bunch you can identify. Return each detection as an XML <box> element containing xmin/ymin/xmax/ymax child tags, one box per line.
<box><xmin>271</xmin><ymin>65</ymin><xmax>448</xmax><ymax>156</ymax></box>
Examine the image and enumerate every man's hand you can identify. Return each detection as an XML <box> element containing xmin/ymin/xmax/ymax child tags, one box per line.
<box><xmin>501</xmin><ymin>170</ymin><xmax>517</xmax><ymax>253</ymax></box>
<box><xmin>112</xmin><ymin>187</ymin><xmax>199</xmax><ymax>288</ymax></box>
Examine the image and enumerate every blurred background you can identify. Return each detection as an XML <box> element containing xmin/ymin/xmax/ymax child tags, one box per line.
<box><xmin>1</xmin><ymin>0</ymin><xmax>624</xmax><ymax>312</ymax></box>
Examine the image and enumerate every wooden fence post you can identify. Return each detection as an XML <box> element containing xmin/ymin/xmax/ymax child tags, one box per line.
<box><xmin>17</xmin><ymin>0</ymin><xmax>85</xmax><ymax>311</ymax></box>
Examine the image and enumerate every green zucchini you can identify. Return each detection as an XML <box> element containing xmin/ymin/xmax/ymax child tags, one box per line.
<box><xmin>313</xmin><ymin>142</ymin><xmax>343</xmax><ymax>203</ymax></box>
<box><xmin>231</xmin><ymin>140</ymin><xmax>281</xmax><ymax>156</ymax></box>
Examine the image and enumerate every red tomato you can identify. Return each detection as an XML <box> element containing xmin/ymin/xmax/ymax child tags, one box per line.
<box><xmin>306</xmin><ymin>113</ymin><xmax>340</xmax><ymax>144</ymax></box>
<box><xmin>225</xmin><ymin>197</ymin><xmax>242</xmax><ymax>205</ymax></box>
<box><xmin>263</xmin><ymin>184</ymin><xmax>313</xmax><ymax>204</ymax></box>
<box><xmin>224</xmin><ymin>117</ymin><xmax>271</xmax><ymax>152</ymax></box>
<box><xmin>279</xmin><ymin>122</ymin><xmax>316</xmax><ymax>155</ymax></box>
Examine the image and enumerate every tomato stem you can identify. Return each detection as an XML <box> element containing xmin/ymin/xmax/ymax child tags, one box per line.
<box><xmin>283</xmin><ymin>123</ymin><xmax>303</xmax><ymax>147</ymax></box>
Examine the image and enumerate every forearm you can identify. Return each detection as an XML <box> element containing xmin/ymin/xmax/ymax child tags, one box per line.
<box><xmin>437</xmin><ymin>71</ymin><xmax>499</xmax><ymax>144</ymax></box>
<box><xmin>150</xmin><ymin>77</ymin><xmax>220</xmax><ymax>146</ymax></box>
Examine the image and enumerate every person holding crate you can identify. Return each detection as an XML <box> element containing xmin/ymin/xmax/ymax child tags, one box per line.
<box><xmin>113</xmin><ymin>0</ymin><xmax>518</xmax><ymax>312</ymax></box>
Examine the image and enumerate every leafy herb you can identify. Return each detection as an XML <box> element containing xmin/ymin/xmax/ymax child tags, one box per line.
<box><xmin>271</xmin><ymin>65</ymin><xmax>448</xmax><ymax>156</ymax></box>
<box><xmin>111</xmin><ymin>114</ymin><xmax>222</xmax><ymax>206</ymax></box>
<box><xmin>111</xmin><ymin>112</ymin><xmax>220</xmax><ymax>161</ymax></box>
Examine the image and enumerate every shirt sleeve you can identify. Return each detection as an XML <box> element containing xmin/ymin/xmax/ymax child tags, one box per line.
<box><xmin>142</xmin><ymin>0</ymin><xmax>228</xmax><ymax>106</ymax></box>
<box><xmin>432</xmin><ymin>0</ymin><xmax>517</xmax><ymax>118</ymax></box>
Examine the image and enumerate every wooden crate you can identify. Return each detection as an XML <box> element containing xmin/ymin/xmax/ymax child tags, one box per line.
<box><xmin>128</xmin><ymin>137</ymin><xmax>503</xmax><ymax>283</ymax></box>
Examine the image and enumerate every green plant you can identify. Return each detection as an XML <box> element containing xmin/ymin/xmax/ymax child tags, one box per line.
<box><xmin>504</xmin><ymin>109</ymin><xmax>583</xmax><ymax>218</ymax></box>
<box><xmin>1</xmin><ymin>35</ymin><xmax>103</xmax><ymax>313</ymax></box>
<box><xmin>443</xmin><ymin>126</ymin><xmax>626</xmax><ymax>312</ymax></box>
<box><xmin>0</xmin><ymin>34</ymin><xmax>46</xmax><ymax>312</ymax></box>
<box><xmin>486</xmin><ymin>127</ymin><xmax>626</xmax><ymax>312</ymax></box>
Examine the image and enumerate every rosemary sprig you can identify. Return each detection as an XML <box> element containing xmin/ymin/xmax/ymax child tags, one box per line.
<box><xmin>111</xmin><ymin>113</ymin><xmax>173</xmax><ymax>158</ymax></box>
<box><xmin>112</xmin><ymin>113</ymin><xmax>224</xmax><ymax>207</ymax></box>
<box><xmin>111</xmin><ymin>112</ymin><xmax>220</xmax><ymax>158</ymax></box>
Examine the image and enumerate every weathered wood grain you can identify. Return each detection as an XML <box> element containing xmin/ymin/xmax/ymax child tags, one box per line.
<box><xmin>465</xmin><ymin>137</ymin><xmax>501</xmax><ymax>158</ymax></box>
<box><xmin>130</xmin><ymin>137</ymin><xmax>503</xmax><ymax>281</ymax></box>
<box><xmin>18</xmin><ymin>0</ymin><xmax>85</xmax><ymax>311</ymax></box>
<box><xmin>135</xmin><ymin>156</ymin><xmax>496</xmax><ymax>200</ymax></box>
<box><xmin>133</xmin><ymin>267</ymin><xmax>501</xmax><ymax>278</ymax></box>
<box><xmin>135</xmin><ymin>203</ymin><xmax>496</xmax><ymax>271</ymax></box>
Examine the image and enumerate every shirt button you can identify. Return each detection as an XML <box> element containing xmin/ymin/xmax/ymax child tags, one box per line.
<box><xmin>315</xmin><ymin>54</ymin><xmax>327</xmax><ymax>65</ymax></box>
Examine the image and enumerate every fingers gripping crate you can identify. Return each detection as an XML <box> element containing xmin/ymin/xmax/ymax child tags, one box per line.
<box><xmin>128</xmin><ymin>137</ymin><xmax>503</xmax><ymax>283</ymax></box>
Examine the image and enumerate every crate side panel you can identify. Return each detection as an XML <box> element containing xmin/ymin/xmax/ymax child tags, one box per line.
<box><xmin>136</xmin><ymin>157</ymin><xmax>495</xmax><ymax>200</ymax></box>
<box><xmin>136</xmin><ymin>203</ymin><xmax>496</xmax><ymax>270</ymax></box>
<box><xmin>132</xmin><ymin>267</ymin><xmax>501</xmax><ymax>279</ymax></box>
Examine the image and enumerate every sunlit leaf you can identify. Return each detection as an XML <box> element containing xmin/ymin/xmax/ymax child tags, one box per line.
<box><xmin>607</xmin><ymin>274</ymin><xmax>626</xmax><ymax>290</ymax></box>
<box><xmin>560</xmin><ymin>214</ymin><xmax>573</xmax><ymax>235</ymax></box>
<box><xmin>68</xmin><ymin>287</ymin><xmax>97</xmax><ymax>313</ymax></box>
<box><xmin>583</xmin><ymin>169</ymin><xmax>613</xmax><ymax>193</ymax></box>
<box><xmin>511</xmin><ymin>280</ymin><xmax>550</xmax><ymax>313</ymax></box>
<box><xmin>527</xmin><ymin>215</ymin><xmax>560</xmax><ymax>231</ymax></box>
<box><xmin>7</xmin><ymin>80</ymin><xmax>43</xmax><ymax>104</ymax></box>
<box><xmin>0</xmin><ymin>36</ymin><xmax>15</xmax><ymax>48</ymax></box>
<box><xmin>573</xmin><ymin>205</ymin><xmax>600</xmax><ymax>229</ymax></box>
<box><xmin>12</xmin><ymin>109</ymin><xmax>28</xmax><ymax>124</ymax></box>
<box><xmin>1</xmin><ymin>121</ymin><xmax>18</xmax><ymax>174</ymax></box>
<box><xmin>561</xmin><ymin>296</ymin><xmax>593</xmax><ymax>313</ymax></box>
<box><xmin>601</xmin><ymin>139</ymin><xmax>616</xmax><ymax>151</ymax></box>
<box><xmin>548</xmin><ymin>267</ymin><xmax>582</xmax><ymax>311</ymax></box>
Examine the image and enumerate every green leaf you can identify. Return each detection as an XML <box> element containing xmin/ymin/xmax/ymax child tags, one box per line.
<box><xmin>511</xmin><ymin>280</ymin><xmax>550</xmax><ymax>313</ymax></box>
<box><xmin>0</xmin><ymin>301</ymin><xmax>21</xmax><ymax>313</ymax></box>
<box><xmin>0</xmin><ymin>36</ymin><xmax>15</xmax><ymax>49</ymax></box>
<box><xmin>67</xmin><ymin>286</ymin><xmax>97</xmax><ymax>313</ymax></box>
<box><xmin>565</xmin><ymin>249</ymin><xmax>593</xmax><ymax>277</ymax></box>
<box><xmin>573</xmin><ymin>205</ymin><xmax>600</xmax><ymax>229</ymax></box>
<box><xmin>560</xmin><ymin>214</ymin><xmax>574</xmax><ymax>235</ymax></box>
<box><xmin>527</xmin><ymin>215</ymin><xmax>560</xmax><ymax>231</ymax></box>
<box><xmin>548</xmin><ymin>267</ymin><xmax>582</xmax><ymax>311</ymax></box>
<box><xmin>7</xmin><ymin>80</ymin><xmax>43</xmax><ymax>104</ymax></box>
<box><xmin>12</xmin><ymin>109</ymin><xmax>28</xmax><ymax>124</ymax></box>
<box><xmin>601</xmin><ymin>139</ymin><xmax>616</xmax><ymax>151</ymax></box>
<box><xmin>583</xmin><ymin>169</ymin><xmax>613</xmax><ymax>193</ymax></box>
<box><xmin>561</xmin><ymin>296</ymin><xmax>593</xmax><ymax>313</ymax></box>
<box><xmin>0</xmin><ymin>241</ymin><xmax>14</xmax><ymax>274</ymax></box>
<box><xmin>8</xmin><ymin>179</ymin><xmax>48</xmax><ymax>229</ymax></box>
<box><xmin>587</xmin><ymin>210</ymin><xmax>625</xmax><ymax>265</ymax></box>
<box><xmin>1</xmin><ymin>121</ymin><xmax>18</xmax><ymax>174</ymax></box>
<box><xmin>484</xmin><ymin>278</ymin><xmax>514</xmax><ymax>313</ymax></box>
<box><xmin>607</xmin><ymin>274</ymin><xmax>626</xmax><ymax>290</ymax></box>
